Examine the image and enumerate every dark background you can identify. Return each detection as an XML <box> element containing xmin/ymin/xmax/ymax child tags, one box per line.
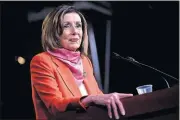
<box><xmin>1</xmin><ymin>1</ymin><xmax>179</xmax><ymax>119</ymax></box>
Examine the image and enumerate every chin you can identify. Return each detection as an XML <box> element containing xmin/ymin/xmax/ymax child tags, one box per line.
<box><xmin>68</xmin><ymin>45</ymin><xmax>80</xmax><ymax>51</ymax></box>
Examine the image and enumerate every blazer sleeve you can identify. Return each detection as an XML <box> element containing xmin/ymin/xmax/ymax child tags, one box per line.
<box><xmin>30</xmin><ymin>54</ymin><xmax>87</xmax><ymax>116</ymax></box>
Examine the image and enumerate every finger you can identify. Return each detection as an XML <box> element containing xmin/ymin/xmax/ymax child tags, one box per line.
<box><xmin>106</xmin><ymin>101</ymin><xmax>112</xmax><ymax>119</ymax></box>
<box><xmin>111</xmin><ymin>97</ymin><xmax>119</xmax><ymax>119</ymax></box>
<box><xmin>116</xmin><ymin>98</ymin><xmax>125</xmax><ymax>116</ymax></box>
<box><xmin>118</xmin><ymin>93</ymin><xmax>133</xmax><ymax>98</ymax></box>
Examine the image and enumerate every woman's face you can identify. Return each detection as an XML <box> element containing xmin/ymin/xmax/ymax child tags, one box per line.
<box><xmin>59</xmin><ymin>12</ymin><xmax>83</xmax><ymax>51</ymax></box>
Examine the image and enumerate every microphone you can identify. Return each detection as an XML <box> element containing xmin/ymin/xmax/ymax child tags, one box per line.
<box><xmin>112</xmin><ymin>52</ymin><xmax>179</xmax><ymax>88</ymax></box>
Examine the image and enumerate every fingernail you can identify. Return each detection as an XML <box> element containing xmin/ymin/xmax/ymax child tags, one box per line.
<box><xmin>116</xmin><ymin>116</ymin><xmax>119</xmax><ymax>119</ymax></box>
<box><xmin>122</xmin><ymin>111</ymin><xmax>125</xmax><ymax>115</ymax></box>
<box><xmin>109</xmin><ymin>115</ymin><xmax>112</xmax><ymax>119</ymax></box>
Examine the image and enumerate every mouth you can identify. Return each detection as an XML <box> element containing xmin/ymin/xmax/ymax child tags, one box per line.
<box><xmin>70</xmin><ymin>38</ymin><xmax>79</xmax><ymax>42</ymax></box>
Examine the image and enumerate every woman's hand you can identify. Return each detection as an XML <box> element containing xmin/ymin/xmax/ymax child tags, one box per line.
<box><xmin>82</xmin><ymin>93</ymin><xmax>133</xmax><ymax>119</ymax></box>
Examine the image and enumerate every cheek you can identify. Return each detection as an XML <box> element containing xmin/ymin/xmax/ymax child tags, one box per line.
<box><xmin>79</xmin><ymin>31</ymin><xmax>83</xmax><ymax>41</ymax></box>
<box><xmin>59</xmin><ymin>34</ymin><xmax>69</xmax><ymax>47</ymax></box>
<box><xmin>61</xmin><ymin>31</ymin><xmax>70</xmax><ymax>39</ymax></box>
<box><xmin>59</xmin><ymin>30</ymin><xmax>70</xmax><ymax>40</ymax></box>
<box><xmin>80</xmin><ymin>30</ymin><xmax>83</xmax><ymax>37</ymax></box>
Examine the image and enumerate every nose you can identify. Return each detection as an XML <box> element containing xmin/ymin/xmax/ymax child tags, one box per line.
<box><xmin>71</xmin><ymin>26</ymin><xmax>78</xmax><ymax>35</ymax></box>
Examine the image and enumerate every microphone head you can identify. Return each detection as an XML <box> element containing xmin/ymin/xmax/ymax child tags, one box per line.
<box><xmin>113</xmin><ymin>52</ymin><xmax>119</xmax><ymax>57</ymax></box>
<box><xmin>127</xmin><ymin>56</ymin><xmax>136</xmax><ymax>61</ymax></box>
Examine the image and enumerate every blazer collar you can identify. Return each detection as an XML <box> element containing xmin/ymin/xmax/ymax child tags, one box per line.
<box><xmin>49</xmin><ymin>53</ymin><xmax>96</xmax><ymax>96</ymax></box>
<box><xmin>50</xmin><ymin>54</ymin><xmax>82</xmax><ymax>97</ymax></box>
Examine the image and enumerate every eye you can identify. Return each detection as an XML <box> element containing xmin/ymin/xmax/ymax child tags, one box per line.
<box><xmin>63</xmin><ymin>23</ymin><xmax>70</xmax><ymax>28</ymax></box>
<box><xmin>76</xmin><ymin>23</ymin><xmax>82</xmax><ymax>28</ymax></box>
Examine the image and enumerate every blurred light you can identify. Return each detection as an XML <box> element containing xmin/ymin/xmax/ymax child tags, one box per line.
<box><xmin>16</xmin><ymin>56</ymin><xmax>26</xmax><ymax>65</ymax></box>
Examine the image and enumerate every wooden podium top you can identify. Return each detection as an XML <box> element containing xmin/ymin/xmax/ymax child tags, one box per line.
<box><xmin>121</xmin><ymin>84</ymin><xmax>179</xmax><ymax>117</ymax></box>
<box><xmin>53</xmin><ymin>84</ymin><xmax>179</xmax><ymax>120</ymax></box>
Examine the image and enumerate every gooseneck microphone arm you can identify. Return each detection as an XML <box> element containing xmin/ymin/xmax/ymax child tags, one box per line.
<box><xmin>113</xmin><ymin>52</ymin><xmax>178</xmax><ymax>88</ymax></box>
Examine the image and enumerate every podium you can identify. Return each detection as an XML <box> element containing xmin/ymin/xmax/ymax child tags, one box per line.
<box><xmin>53</xmin><ymin>84</ymin><xmax>179</xmax><ymax>120</ymax></box>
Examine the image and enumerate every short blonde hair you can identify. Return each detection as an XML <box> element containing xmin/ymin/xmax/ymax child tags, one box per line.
<box><xmin>41</xmin><ymin>5</ymin><xmax>88</xmax><ymax>55</ymax></box>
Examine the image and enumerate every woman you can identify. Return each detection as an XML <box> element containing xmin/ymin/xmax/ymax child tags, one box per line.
<box><xmin>30</xmin><ymin>5</ymin><xmax>133</xmax><ymax>120</ymax></box>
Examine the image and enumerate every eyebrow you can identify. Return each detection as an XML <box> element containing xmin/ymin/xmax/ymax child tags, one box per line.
<box><xmin>62</xmin><ymin>21</ymin><xmax>82</xmax><ymax>24</ymax></box>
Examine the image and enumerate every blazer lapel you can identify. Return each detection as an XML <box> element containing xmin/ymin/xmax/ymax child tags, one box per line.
<box><xmin>82</xmin><ymin>57</ymin><xmax>97</xmax><ymax>95</ymax></box>
<box><xmin>83</xmin><ymin>78</ymin><xmax>94</xmax><ymax>95</ymax></box>
<box><xmin>50</xmin><ymin>55</ymin><xmax>82</xmax><ymax>97</ymax></box>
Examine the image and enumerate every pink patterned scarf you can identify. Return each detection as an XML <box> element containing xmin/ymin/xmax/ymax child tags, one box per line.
<box><xmin>47</xmin><ymin>48</ymin><xmax>84</xmax><ymax>85</ymax></box>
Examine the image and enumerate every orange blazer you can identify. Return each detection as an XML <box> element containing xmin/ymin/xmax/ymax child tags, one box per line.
<box><xmin>30</xmin><ymin>52</ymin><xmax>103</xmax><ymax>119</ymax></box>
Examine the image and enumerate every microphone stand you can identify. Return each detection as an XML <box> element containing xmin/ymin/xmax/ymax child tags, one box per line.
<box><xmin>113</xmin><ymin>52</ymin><xmax>179</xmax><ymax>88</ymax></box>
